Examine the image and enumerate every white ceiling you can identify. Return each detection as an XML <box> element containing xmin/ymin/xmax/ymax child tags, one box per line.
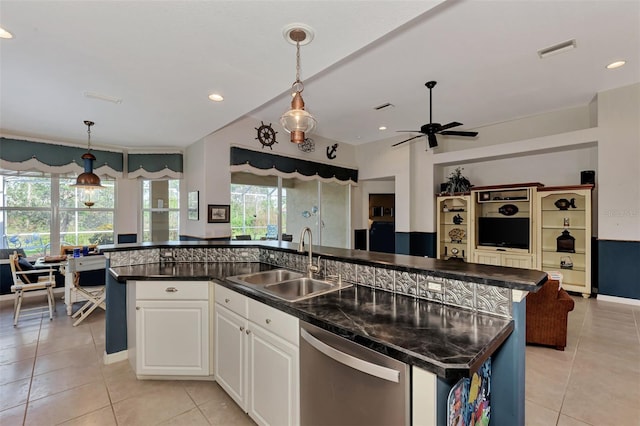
<box><xmin>1</xmin><ymin>1</ymin><xmax>638</xmax><ymax>151</ymax></box>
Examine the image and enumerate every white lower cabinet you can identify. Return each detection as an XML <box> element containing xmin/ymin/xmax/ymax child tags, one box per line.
<box><xmin>214</xmin><ymin>284</ymin><xmax>299</xmax><ymax>426</ymax></box>
<box><xmin>127</xmin><ymin>281</ymin><xmax>210</xmax><ymax>377</ymax></box>
<box><xmin>473</xmin><ymin>249</ymin><xmax>534</xmax><ymax>269</ymax></box>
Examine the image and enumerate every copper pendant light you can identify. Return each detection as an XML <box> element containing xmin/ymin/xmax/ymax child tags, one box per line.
<box><xmin>72</xmin><ymin>120</ymin><xmax>103</xmax><ymax>207</ymax></box>
<box><xmin>280</xmin><ymin>25</ymin><xmax>316</xmax><ymax>144</ymax></box>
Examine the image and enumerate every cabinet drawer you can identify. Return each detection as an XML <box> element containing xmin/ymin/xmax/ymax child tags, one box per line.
<box><xmin>215</xmin><ymin>284</ymin><xmax>248</xmax><ymax>317</ymax></box>
<box><xmin>136</xmin><ymin>281</ymin><xmax>209</xmax><ymax>300</ymax></box>
<box><xmin>248</xmin><ymin>298</ymin><xmax>299</xmax><ymax>346</ymax></box>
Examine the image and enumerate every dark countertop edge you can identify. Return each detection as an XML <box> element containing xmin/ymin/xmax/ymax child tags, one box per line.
<box><xmin>101</xmin><ymin>241</ymin><xmax>547</xmax><ymax>292</ymax></box>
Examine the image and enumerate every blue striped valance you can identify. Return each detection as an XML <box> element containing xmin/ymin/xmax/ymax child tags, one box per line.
<box><xmin>127</xmin><ymin>153</ymin><xmax>183</xmax><ymax>179</ymax></box>
<box><xmin>0</xmin><ymin>137</ymin><xmax>123</xmax><ymax>176</ymax></box>
<box><xmin>230</xmin><ymin>147</ymin><xmax>358</xmax><ymax>184</ymax></box>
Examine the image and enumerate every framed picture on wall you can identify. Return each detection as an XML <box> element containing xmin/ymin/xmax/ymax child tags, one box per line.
<box><xmin>188</xmin><ymin>191</ymin><xmax>199</xmax><ymax>221</ymax></box>
<box><xmin>208</xmin><ymin>204</ymin><xmax>230</xmax><ymax>223</ymax></box>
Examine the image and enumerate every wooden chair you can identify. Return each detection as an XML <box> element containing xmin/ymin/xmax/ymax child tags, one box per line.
<box><xmin>59</xmin><ymin>245</ymin><xmax>105</xmax><ymax>326</ymax></box>
<box><xmin>9</xmin><ymin>252</ymin><xmax>55</xmax><ymax>326</ymax></box>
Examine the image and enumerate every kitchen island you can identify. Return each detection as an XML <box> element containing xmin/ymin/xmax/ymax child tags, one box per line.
<box><xmin>103</xmin><ymin>241</ymin><xmax>546</xmax><ymax>425</ymax></box>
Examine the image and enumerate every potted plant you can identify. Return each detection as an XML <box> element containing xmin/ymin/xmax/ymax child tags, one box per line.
<box><xmin>445</xmin><ymin>167</ymin><xmax>472</xmax><ymax>194</ymax></box>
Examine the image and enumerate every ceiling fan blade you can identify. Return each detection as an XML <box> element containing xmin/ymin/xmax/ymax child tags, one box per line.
<box><xmin>427</xmin><ymin>133</ymin><xmax>438</xmax><ymax>148</ymax></box>
<box><xmin>440</xmin><ymin>130</ymin><xmax>479</xmax><ymax>137</ymax></box>
<box><xmin>396</xmin><ymin>130</ymin><xmax>422</xmax><ymax>133</ymax></box>
<box><xmin>391</xmin><ymin>134</ymin><xmax>424</xmax><ymax>147</ymax></box>
<box><xmin>438</xmin><ymin>121</ymin><xmax>463</xmax><ymax>131</ymax></box>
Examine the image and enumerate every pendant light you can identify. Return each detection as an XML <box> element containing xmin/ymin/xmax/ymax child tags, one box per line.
<box><xmin>280</xmin><ymin>25</ymin><xmax>316</xmax><ymax>144</ymax></box>
<box><xmin>72</xmin><ymin>120</ymin><xmax>103</xmax><ymax>207</ymax></box>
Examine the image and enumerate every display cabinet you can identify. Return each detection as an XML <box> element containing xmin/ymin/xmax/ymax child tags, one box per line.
<box><xmin>470</xmin><ymin>183</ymin><xmax>542</xmax><ymax>269</ymax></box>
<box><xmin>536</xmin><ymin>185</ymin><xmax>593</xmax><ymax>297</ymax></box>
<box><xmin>436</xmin><ymin>195</ymin><xmax>470</xmax><ymax>261</ymax></box>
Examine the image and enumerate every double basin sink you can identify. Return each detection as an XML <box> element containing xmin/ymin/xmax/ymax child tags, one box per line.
<box><xmin>227</xmin><ymin>269</ymin><xmax>352</xmax><ymax>302</ymax></box>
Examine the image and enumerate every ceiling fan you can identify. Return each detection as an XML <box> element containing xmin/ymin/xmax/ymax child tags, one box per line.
<box><xmin>392</xmin><ymin>81</ymin><xmax>478</xmax><ymax>148</ymax></box>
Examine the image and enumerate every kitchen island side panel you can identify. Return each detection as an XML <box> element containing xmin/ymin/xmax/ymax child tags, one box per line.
<box><xmin>490</xmin><ymin>300</ymin><xmax>525</xmax><ymax>425</ymax></box>
<box><xmin>105</xmin><ymin>259</ymin><xmax>127</xmax><ymax>355</ymax></box>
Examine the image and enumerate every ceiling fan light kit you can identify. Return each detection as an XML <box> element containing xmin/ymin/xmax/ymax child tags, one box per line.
<box><xmin>393</xmin><ymin>81</ymin><xmax>478</xmax><ymax>149</ymax></box>
<box><xmin>280</xmin><ymin>24</ymin><xmax>316</xmax><ymax>144</ymax></box>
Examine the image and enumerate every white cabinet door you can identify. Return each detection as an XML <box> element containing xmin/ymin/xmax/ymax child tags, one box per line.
<box><xmin>215</xmin><ymin>303</ymin><xmax>247</xmax><ymax>409</ymax></box>
<box><xmin>136</xmin><ymin>299</ymin><xmax>209</xmax><ymax>376</ymax></box>
<box><xmin>473</xmin><ymin>250</ymin><xmax>501</xmax><ymax>265</ymax></box>
<box><xmin>502</xmin><ymin>253</ymin><xmax>533</xmax><ymax>269</ymax></box>
<box><xmin>247</xmin><ymin>323</ymin><xmax>299</xmax><ymax>426</ymax></box>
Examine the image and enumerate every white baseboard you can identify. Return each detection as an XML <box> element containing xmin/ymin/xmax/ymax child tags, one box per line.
<box><xmin>104</xmin><ymin>349</ymin><xmax>128</xmax><ymax>365</ymax></box>
<box><xmin>597</xmin><ymin>294</ymin><xmax>640</xmax><ymax>306</ymax></box>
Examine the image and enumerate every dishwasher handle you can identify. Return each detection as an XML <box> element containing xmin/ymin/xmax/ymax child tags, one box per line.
<box><xmin>300</xmin><ymin>328</ymin><xmax>400</xmax><ymax>383</ymax></box>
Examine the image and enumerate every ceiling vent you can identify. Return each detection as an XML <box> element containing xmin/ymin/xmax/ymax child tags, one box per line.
<box><xmin>538</xmin><ymin>39</ymin><xmax>577</xmax><ymax>59</ymax></box>
<box><xmin>374</xmin><ymin>102</ymin><xmax>394</xmax><ymax>110</ymax></box>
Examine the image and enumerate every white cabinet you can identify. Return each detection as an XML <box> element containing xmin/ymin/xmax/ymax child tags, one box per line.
<box><xmin>127</xmin><ymin>281</ymin><xmax>210</xmax><ymax>377</ymax></box>
<box><xmin>436</xmin><ymin>195</ymin><xmax>471</xmax><ymax>261</ymax></box>
<box><xmin>214</xmin><ymin>284</ymin><xmax>299</xmax><ymax>426</ymax></box>
<box><xmin>537</xmin><ymin>185</ymin><xmax>593</xmax><ymax>297</ymax></box>
<box><xmin>472</xmin><ymin>249</ymin><xmax>534</xmax><ymax>269</ymax></box>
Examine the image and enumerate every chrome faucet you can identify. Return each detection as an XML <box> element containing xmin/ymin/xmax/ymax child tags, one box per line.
<box><xmin>298</xmin><ymin>227</ymin><xmax>320</xmax><ymax>277</ymax></box>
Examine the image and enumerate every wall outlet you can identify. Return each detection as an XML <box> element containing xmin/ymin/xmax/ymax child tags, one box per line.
<box><xmin>427</xmin><ymin>281</ymin><xmax>443</xmax><ymax>293</ymax></box>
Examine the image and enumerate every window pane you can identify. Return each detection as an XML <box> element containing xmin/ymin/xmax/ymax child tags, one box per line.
<box><xmin>3</xmin><ymin>210</ymin><xmax>51</xmax><ymax>257</ymax></box>
<box><xmin>230</xmin><ymin>183</ymin><xmax>279</xmax><ymax>240</ymax></box>
<box><xmin>60</xmin><ymin>211</ymin><xmax>114</xmax><ymax>246</ymax></box>
<box><xmin>3</xmin><ymin>176</ymin><xmax>51</xmax><ymax>208</ymax></box>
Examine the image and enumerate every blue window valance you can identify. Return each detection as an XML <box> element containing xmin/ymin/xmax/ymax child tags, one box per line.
<box><xmin>127</xmin><ymin>153</ymin><xmax>183</xmax><ymax>179</ymax></box>
<box><xmin>0</xmin><ymin>137</ymin><xmax>123</xmax><ymax>177</ymax></box>
<box><xmin>230</xmin><ymin>147</ymin><xmax>358</xmax><ymax>184</ymax></box>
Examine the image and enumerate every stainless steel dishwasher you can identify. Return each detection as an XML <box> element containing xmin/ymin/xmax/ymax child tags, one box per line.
<box><xmin>300</xmin><ymin>321</ymin><xmax>409</xmax><ymax>426</ymax></box>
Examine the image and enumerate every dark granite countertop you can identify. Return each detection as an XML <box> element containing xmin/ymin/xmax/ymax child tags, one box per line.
<box><xmin>110</xmin><ymin>262</ymin><xmax>513</xmax><ymax>380</ymax></box>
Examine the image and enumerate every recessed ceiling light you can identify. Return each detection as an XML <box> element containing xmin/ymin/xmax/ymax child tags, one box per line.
<box><xmin>537</xmin><ymin>39</ymin><xmax>576</xmax><ymax>58</ymax></box>
<box><xmin>379</xmin><ymin>126</ymin><xmax>387</xmax><ymax>131</ymax></box>
<box><xmin>0</xmin><ymin>27</ymin><xmax>14</xmax><ymax>39</ymax></box>
<box><xmin>208</xmin><ymin>93</ymin><xmax>224</xmax><ymax>102</ymax></box>
<box><xmin>606</xmin><ymin>60</ymin><xmax>626</xmax><ymax>69</ymax></box>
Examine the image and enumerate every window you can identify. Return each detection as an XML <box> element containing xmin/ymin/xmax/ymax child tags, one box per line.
<box><xmin>141</xmin><ymin>180</ymin><xmax>180</xmax><ymax>242</ymax></box>
<box><xmin>0</xmin><ymin>174</ymin><xmax>115</xmax><ymax>257</ymax></box>
<box><xmin>230</xmin><ymin>172</ymin><xmax>351</xmax><ymax>248</ymax></box>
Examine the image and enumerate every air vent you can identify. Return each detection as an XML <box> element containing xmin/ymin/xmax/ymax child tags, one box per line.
<box><xmin>538</xmin><ymin>39</ymin><xmax>576</xmax><ymax>58</ymax></box>
<box><xmin>373</xmin><ymin>102</ymin><xmax>394</xmax><ymax>110</ymax></box>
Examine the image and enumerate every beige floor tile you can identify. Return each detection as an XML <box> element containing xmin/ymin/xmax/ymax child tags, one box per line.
<box><xmin>29</xmin><ymin>363</ymin><xmax>104</xmax><ymax>401</ymax></box>
<box><xmin>112</xmin><ymin>385</ymin><xmax>196</xmax><ymax>425</ymax></box>
<box><xmin>104</xmin><ymin>369</ymin><xmax>176</xmax><ymax>403</ymax></box>
<box><xmin>577</xmin><ymin>334</ymin><xmax>640</xmax><ymax>359</ymax></box>
<box><xmin>0</xmin><ymin>377</ymin><xmax>30</xmax><ymax>411</ymax></box>
<box><xmin>33</xmin><ymin>343</ymin><xmax>100</xmax><ymax>376</ymax></box>
<box><xmin>0</xmin><ymin>343</ymin><xmax>37</xmax><ymax>365</ymax></box>
<box><xmin>100</xmin><ymin>359</ymin><xmax>132</xmax><ymax>376</ymax></box>
<box><xmin>0</xmin><ymin>403</ymin><xmax>26</xmax><ymax>425</ymax></box>
<box><xmin>0</xmin><ymin>329</ymin><xmax>40</xmax><ymax>349</ymax></box>
<box><xmin>525</xmin><ymin>399</ymin><xmax>559</xmax><ymax>426</ymax></box>
<box><xmin>24</xmin><ymin>381</ymin><xmax>110</xmax><ymax>425</ymax></box>
<box><xmin>58</xmin><ymin>405</ymin><xmax>117</xmax><ymax>426</ymax></box>
<box><xmin>158</xmin><ymin>406</ymin><xmax>211</xmax><ymax>426</ymax></box>
<box><xmin>35</xmin><ymin>331</ymin><xmax>96</xmax><ymax>356</ymax></box>
<box><xmin>199</xmin><ymin>395</ymin><xmax>255</xmax><ymax>426</ymax></box>
<box><xmin>181</xmin><ymin>380</ymin><xmax>225</xmax><ymax>406</ymax></box>
<box><xmin>557</xmin><ymin>414</ymin><xmax>594</xmax><ymax>426</ymax></box>
<box><xmin>0</xmin><ymin>357</ymin><xmax>34</xmax><ymax>386</ymax></box>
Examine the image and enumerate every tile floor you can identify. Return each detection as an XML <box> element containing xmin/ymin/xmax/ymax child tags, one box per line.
<box><xmin>1</xmin><ymin>292</ymin><xmax>639</xmax><ymax>425</ymax></box>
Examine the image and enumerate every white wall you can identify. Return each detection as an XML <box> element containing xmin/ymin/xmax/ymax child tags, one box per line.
<box><xmin>183</xmin><ymin>115</ymin><xmax>357</xmax><ymax>239</ymax></box>
<box><xmin>596</xmin><ymin>83</ymin><xmax>640</xmax><ymax>241</ymax></box>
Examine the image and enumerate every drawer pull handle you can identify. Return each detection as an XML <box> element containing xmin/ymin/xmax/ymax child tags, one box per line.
<box><xmin>246</xmin><ymin>329</ymin><xmax>251</xmax><ymax>335</ymax></box>
<box><xmin>240</xmin><ymin>326</ymin><xmax>245</xmax><ymax>332</ymax></box>
<box><xmin>165</xmin><ymin>287</ymin><xmax>178</xmax><ymax>293</ymax></box>
<box><xmin>225</xmin><ymin>298</ymin><xmax>230</xmax><ymax>303</ymax></box>
<box><xmin>136</xmin><ymin>306</ymin><xmax>140</xmax><ymax>310</ymax></box>
<box><xmin>265</xmin><ymin>319</ymin><xmax>271</xmax><ymax>324</ymax></box>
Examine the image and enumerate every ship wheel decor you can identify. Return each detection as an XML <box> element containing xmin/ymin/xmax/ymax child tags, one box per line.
<box><xmin>255</xmin><ymin>121</ymin><xmax>278</xmax><ymax>149</ymax></box>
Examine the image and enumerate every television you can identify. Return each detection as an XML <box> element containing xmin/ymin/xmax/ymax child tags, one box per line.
<box><xmin>477</xmin><ymin>217</ymin><xmax>530</xmax><ymax>249</ymax></box>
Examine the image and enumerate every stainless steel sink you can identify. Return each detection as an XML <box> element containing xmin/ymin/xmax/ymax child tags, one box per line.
<box><xmin>233</xmin><ymin>269</ymin><xmax>304</xmax><ymax>285</ymax></box>
<box><xmin>227</xmin><ymin>269</ymin><xmax>351</xmax><ymax>302</ymax></box>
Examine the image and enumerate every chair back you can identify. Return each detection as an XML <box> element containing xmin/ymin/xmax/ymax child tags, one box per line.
<box><xmin>235</xmin><ymin>235</ymin><xmax>252</xmax><ymax>240</ymax></box>
<box><xmin>8</xmin><ymin>252</ymin><xmax>21</xmax><ymax>286</ymax></box>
